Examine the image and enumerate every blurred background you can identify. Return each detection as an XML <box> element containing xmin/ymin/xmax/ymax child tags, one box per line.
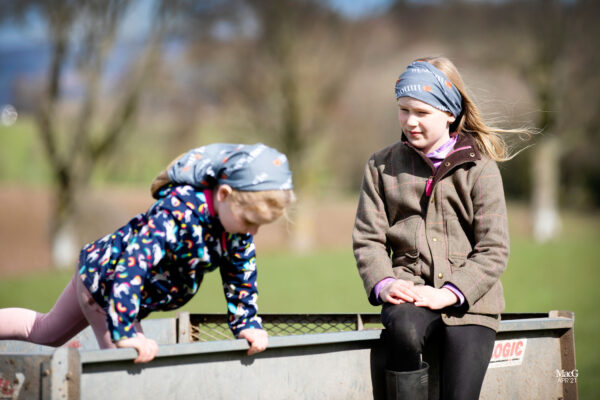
<box><xmin>0</xmin><ymin>0</ymin><xmax>598</xmax><ymax>397</ymax></box>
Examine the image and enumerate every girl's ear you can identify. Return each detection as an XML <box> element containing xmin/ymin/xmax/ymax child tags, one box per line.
<box><xmin>216</xmin><ymin>184</ymin><xmax>233</xmax><ymax>202</ymax></box>
<box><xmin>447</xmin><ymin>113</ymin><xmax>456</xmax><ymax>128</ymax></box>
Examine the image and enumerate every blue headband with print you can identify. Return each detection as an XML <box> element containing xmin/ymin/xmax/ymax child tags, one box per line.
<box><xmin>168</xmin><ymin>143</ymin><xmax>293</xmax><ymax>191</ymax></box>
<box><xmin>395</xmin><ymin>61</ymin><xmax>463</xmax><ymax>117</ymax></box>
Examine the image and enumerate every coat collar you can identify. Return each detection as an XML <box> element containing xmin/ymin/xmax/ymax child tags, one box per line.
<box><xmin>402</xmin><ymin>132</ymin><xmax>481</xmax><ymax>174</ymax></box>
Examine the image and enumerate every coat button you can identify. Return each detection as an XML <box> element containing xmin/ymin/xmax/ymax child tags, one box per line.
<box><xmin>438</xmin><ymin>272</ymin><xmax>444</xmax><ymax>279</ymax></box>
<box><xmin>444</xmin><ymin>162</ymin><xmax>451</xmax><ymax>167</ymax></box>
<box><xmin>470</xmin><ymin>152</ymin><xmax>475</xmax><ymax>157</ymax></box>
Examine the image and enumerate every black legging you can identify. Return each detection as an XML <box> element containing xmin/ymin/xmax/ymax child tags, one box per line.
<box><xmin>382</xmin><ymin>302</ymin><xmax>496</xmax><ymax>400</ymax></box>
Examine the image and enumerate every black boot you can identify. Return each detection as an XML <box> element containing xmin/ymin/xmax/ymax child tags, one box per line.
<box><xmin>385</xmin><ymin>362</ymin><xmax>429</xmax><ymax>400</ymax></box>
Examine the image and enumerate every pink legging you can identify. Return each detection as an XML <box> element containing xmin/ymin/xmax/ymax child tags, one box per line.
<box><xmin>0</xmin><ymin>273</ymin><xmax>142</xmax><ymax>349</ymax></box>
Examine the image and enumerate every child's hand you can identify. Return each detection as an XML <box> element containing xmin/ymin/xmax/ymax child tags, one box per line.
<box><xmin>238</xmin><ymin>328</ymin><xmax>268</xmax><ymax>355</ymax></box>
<box><xmin>413</xmin><ymin>286</ymin><xmax>458</xmax><ymax>310</ymax></box>
<box><xmin>380</xmin><ymin>279</ymin><xmax>422</xmax><ymax>304</ymax></box>
<box><xmin>116</xmin><ymin>333</ymin><xmax>159</xmax><ymax>363</ymax></box>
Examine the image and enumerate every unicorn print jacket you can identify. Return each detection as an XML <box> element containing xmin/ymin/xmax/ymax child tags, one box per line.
<box><xmin>78</xmin><ymin>185</ymin><xmax>262</xmax><ymax>341</ymax></box>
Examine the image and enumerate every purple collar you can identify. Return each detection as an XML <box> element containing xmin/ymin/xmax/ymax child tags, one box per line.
<box><xmin>426</xmin><ymin>135</ymin><xmax>458</xmax><ymax>169</ymax></box>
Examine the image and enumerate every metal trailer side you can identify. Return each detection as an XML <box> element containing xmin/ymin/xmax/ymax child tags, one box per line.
<box><xmin>0</xmin><ymin>311</ymin><xmax>577</xmax><ymax>399</ymax></box>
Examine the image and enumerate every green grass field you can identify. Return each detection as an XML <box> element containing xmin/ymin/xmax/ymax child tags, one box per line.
<box><xmin>1</xmin><ymin>207</ymin><xmax>599</xmax><ymax>397</ymax></box>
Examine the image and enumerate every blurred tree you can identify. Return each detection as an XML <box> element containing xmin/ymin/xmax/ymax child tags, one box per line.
<box><xmin>509</xmin><ymin>0</ymin><xmax>566</xmax><ymax>242</ymax></box>
<box><xmin>390</xmin><ymin>0</ymin><xmax>600</xmax><ymax>241</ymax></box>
<box><xmin>239</xmin><ymin>0</ymin><xmax>361</xmax><ymax>249</ymax></box>
<box><xmin>2</xmin><ymin>0</ymin><xmax>168</xmax><ymax>268</ymax></box>
<box><xmin>557</xmin><ymin>0</ymin><xmax>600</xmax><ymax>208</ymax></box>
<box><xmin>176</xmin><ymin>0</ymin><xmax>363</xmax><ymax>249</ymax></box>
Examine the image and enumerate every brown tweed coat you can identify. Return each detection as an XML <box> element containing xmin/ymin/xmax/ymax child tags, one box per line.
<box><xmin>352</xmin><ymin>133</ymin><xmax>509</xmax><ymax>331</ymax></box>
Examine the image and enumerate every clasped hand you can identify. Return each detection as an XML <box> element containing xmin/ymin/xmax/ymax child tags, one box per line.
<box><xmin>379</xmin><ymin>279</ymin><xmax>458</xmax><ymax>310</ymax></box>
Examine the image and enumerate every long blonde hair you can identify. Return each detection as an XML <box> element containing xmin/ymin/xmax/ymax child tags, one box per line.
<box><xmin>417</xmin><ymin>56</ymin><xmax>533</xmax><ymax>162</ymax></box>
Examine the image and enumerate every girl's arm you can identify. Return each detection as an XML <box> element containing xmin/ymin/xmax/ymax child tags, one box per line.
<box><xmin>353</xmin><ymin>157</ymin><xmax>422</xmax><ymax>305</ymax></box>
<box><xmin>353</xmin><ymin>157</ymin><xmax>395</xmax><ymax>304</ymax></box>
<box><xmin>219</xmin><ymin>234</ymin><xmax>266</xmax><ymax>354</ymax></box>
<box><xmin>106</xmin><ymin>213</ymin><xmax>169</xmax><ymax>347</ymax></box>
<box><xmin>445</xmin><ymin>160</ymin><xmax>510</xmax><ymax>307</ymax></box>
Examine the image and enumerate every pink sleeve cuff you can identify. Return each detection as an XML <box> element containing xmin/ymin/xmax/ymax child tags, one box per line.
<box><xmin>374</xmin><ymin>277</ymin><xmax>396</xmax><ymax>303</ymax></box>
<box><xmin>443</xmin><ymin>283</ymin><xmax>465</xmax><ymax>306</ymax></box>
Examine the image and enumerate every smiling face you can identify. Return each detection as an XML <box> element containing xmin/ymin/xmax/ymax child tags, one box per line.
<box><xmin>397</xmin><ymin>97</ymin><xmax>456</xmax><ymax>155</ymax></box>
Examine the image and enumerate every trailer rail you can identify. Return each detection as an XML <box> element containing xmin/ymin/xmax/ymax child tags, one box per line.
<box><xmin>0</xmin><ymin>311</ymin><xmax>577</xmax><ymax>399</ymax></box>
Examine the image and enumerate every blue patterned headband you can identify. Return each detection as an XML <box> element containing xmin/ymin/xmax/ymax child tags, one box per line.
<box><xmin>168</xmin><ymin>143</ymin><xmax>293</xmax><ymax>191</ymax></box>
<box><xmin>395</xmin><ymin>61</ymin><xmax>462</xmax><ymax>117</ymax></box>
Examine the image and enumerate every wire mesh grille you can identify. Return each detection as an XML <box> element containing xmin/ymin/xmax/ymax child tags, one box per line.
<box><xmin>188</xmin><ymin>314</ymin><xmax>382</xmax><ymax>342</ymax></box>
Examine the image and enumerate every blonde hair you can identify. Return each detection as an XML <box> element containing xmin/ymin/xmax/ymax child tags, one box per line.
<box><xmin>416</xmin><ymin>56</ymin><xmax>534</xmax><ymax>162</ymax></box>
<box><xmin>229</xmin><ymin>189</ymin><xmax>296</xmax><ymax>224</ymax></box>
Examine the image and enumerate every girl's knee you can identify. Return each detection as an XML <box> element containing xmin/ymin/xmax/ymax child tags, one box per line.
<box><xmin>383</xmin><ymin>304</ymin><xmax>418</xmax><ymax>330</ymax></box>
<box><xmin>382</xmin><ymin>303</ymin><xmax>440</xmax><ymax>352</ymax></box>
<box><xmin>29</xmin><ymin>311</ymin><xmax>84</xmax><ymax>347</ymax></box>
<box><xmin>383</xmin><ymin>308</ymin><xmax>422</xmax><ymax>349</ymax></box>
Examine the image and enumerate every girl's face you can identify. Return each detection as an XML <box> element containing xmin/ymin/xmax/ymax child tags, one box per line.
<box><xmin>214</xmin><ymin>186</ymin><xmax>261</xmax><ymax>235</ymax></box>
<box><xmin>397</xmin><ymin>97</ymin><xmax>456</xmax><ymax>155</ymax></box>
